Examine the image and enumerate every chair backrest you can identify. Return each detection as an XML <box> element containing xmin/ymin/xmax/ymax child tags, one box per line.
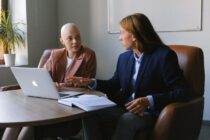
<box><xmin>37</xmin><ymin>49</ymin><xmax>53</xmax><ymax>68</ymax></box>
<box><xmin>169</xmin><ymin>45</ymin><xmax>205</xmax><ymax>98</ymax></box>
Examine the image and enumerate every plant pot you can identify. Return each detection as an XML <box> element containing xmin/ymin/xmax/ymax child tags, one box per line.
<box><xmin>3</xmin><ymin>54</ymin><xmax>16</xmax><ymax>66</ymax></box>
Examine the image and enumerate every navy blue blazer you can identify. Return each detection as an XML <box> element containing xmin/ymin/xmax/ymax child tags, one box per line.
<box><xmin>96</xmin><ymin>45</ymin><xmax>190</xmax><ymax>112</ymax></box>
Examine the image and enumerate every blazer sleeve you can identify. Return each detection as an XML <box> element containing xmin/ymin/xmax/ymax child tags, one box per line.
<box><xmin>83</xmin><ymin>50</ymin><xmax>97</xmax><ymax>78</ymax></box>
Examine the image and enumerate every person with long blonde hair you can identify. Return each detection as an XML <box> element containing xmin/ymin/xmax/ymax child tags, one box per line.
<box><xmin>74</xmin><ymin>13</ymin><xmax>190</xmax><ymax>140</ymax></box>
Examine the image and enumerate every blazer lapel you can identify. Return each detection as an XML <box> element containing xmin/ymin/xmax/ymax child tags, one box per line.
<box><xmin>56</xmin><ymin>50</ymin><xmax>67</xmax><ymax>82</ymax></box>
<box><xmin>126</xmin><ymin>55</ymin><xmax>135</xmax><ymax>89</ymax></box>
<box><xmin>60</xmin><ymin>61</ymin><xmax>67</xmax><ymax>81</ymax></box>
<box><xmin>67</xmin><ymin>54</ymin><xmax>84</xmax><ymax>76</ymax></box>
<box><xmin>134</xmin><ymin>53</ymin><xmax>150</xmax><ymax>91</ymax></box>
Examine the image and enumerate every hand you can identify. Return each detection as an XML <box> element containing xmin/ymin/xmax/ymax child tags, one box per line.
<box><xmin>125</xmin><ymin>97</ymin><xmax>149</xmax><ymax>116</ymax></box>
<box><xmin>55</xmin><ymin>82</ymin><xmax>69</xmax><ymax>88</ymax></box>
<box><xmin>65</xmin><ymin>76</ymin><xmax>94</xmax><ymax>88</ymax></box>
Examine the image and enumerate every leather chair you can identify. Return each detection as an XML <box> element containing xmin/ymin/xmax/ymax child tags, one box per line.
<box><xmin>0</xmin><ymin>49</ymin><xmax>53</xmax><ymax>91</ymax></box>
<box><xmin>135</xmin><ymin>45</ymin><xmax>205</xmax><ymax>140</ymax></box>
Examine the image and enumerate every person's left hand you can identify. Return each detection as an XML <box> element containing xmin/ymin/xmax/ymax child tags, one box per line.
<box><xmin>125</xmin><ymin>97</ymin><xmax>149</xmax><ymax>116</ymax></box>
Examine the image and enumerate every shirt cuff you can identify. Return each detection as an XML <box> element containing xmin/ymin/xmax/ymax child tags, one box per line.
<box><xmin>88</xmin><ymin>79</ymin><xmax>97</xmax><ymax>90</ymax></box>
<box><xmin>146</xmin><ymin>95</ymin><xmax>154</xmax><ymax>110</ymax></box>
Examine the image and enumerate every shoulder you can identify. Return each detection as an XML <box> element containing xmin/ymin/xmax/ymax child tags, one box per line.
<box><xmin>51</xmin><ymin>47</ymin><xmax>66</xmax><ymax>54</ymax></box>
<box><xmin>145</xmin><ymin>45</ymin><xmax>178</xmax><ymax>64</ymax></box>
<box><xmin>78</xmin><ymin>46</ymin><xmax>96</xmax><ymax>61</ymax></box>
<box><xmin>119</xmin><ymin>50</ymin><xmax>133</xmax><ymax>59</ymax></box>
<box><xmin>82</xmin><ymin>46</ymin><xmax>95</xmax><ymax>56</ymax></box>
<box><xmin>50</xmin><ymin>48</ymin><xmax>66</xmax><ymax>59</ymax></box>
<box><xmin>148</xmin><ymin>45</ymin><xmax>175</xmax><ymax>57</ymax></box>
<box><xmin>114</xmin><ymin>50</ymin><xmax>133</xmax><ymax>65</ymax></box>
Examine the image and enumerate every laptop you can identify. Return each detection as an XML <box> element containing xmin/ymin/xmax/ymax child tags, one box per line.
<box><xmin>10</xmin><ymin>67</ymin><xmax>83</xmax><ymax>100</ymax></box>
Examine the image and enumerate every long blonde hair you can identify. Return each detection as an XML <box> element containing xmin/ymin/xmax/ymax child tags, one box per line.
<box><xmin>120</xmin><ymin>13</ymin><xmax>164</xmax><ymax>52</ymax></box>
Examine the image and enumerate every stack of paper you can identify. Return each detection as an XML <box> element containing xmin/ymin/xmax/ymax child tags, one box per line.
<box><xmin>58</xmin><ymin>94</ymin><xmax>116</xmax><ymax>111</ymax></box>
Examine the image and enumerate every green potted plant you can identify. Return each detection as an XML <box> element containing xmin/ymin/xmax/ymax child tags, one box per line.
<box><xmin>0</xmin><ymin>10</ymin><xmax>24</xmax><ymax>66</ymax></box>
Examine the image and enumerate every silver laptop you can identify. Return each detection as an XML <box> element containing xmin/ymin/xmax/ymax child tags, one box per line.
<box><xmin>10</xmin><ymin>67</ymin><xmax>83</xmax><ymax>100</ymax></box>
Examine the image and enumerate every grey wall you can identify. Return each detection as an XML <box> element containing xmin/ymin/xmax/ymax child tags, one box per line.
<box><xmin>27</xmin><ymin>0</ymin><xmax>58</xmax><ymax>66</ymax></box>
<box><xmin>0</xmin><ymin>0</ymin><xmax>58</xmax><ymax>86</ymax></box>
<box><xmin>57</xmin><ymin>0</ymin><xmax>210</xmax><ymax>120</ymax></box>
<box><xmin>57</xmin><ymin>0</ymin><xmax>92</xmax><ymax>48</ymax></box>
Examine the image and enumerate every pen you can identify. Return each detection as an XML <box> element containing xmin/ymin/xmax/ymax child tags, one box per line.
<box><xmin>63</xmin><ymin>93</ymin><xmax>84</xmax><ymax>98</ymax></box>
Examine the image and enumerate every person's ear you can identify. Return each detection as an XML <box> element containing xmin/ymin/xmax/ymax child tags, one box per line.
<box><xmin>132</xmin><ymin>35</ymin><xmax>136</xmax><ymax>42</ymax></box>
<box><xmin>60</xmin><ymin>37</ymin><xmax>64</xmax><ymax>45</ymax></box>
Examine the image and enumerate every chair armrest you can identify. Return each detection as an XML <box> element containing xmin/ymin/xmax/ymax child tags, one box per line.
<box><xmin>0</xmin><ymin>84</ymin><xmax>21</xmax><ymax>91</ymax></box>
<box><xmin>151</xmin><ymin>97</ymin><xmax>204</xmax><ymax>140</ymax></box>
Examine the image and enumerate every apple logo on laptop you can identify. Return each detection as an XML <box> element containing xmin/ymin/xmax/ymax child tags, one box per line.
<box><xmin>32</xmin><ymin>80</ymin><xmax>38</xmax><ymax>87</ymax></box>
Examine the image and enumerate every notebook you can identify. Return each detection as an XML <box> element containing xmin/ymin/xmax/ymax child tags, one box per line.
<box><xmin>58</xmin><ymin>94</ymin><xmax>116</xmax><ymax>111</ymax></box>
<box><xmin>10</xmin><ymin>67</ymin><xmax>83</xmax><ymax>100</ymax></box>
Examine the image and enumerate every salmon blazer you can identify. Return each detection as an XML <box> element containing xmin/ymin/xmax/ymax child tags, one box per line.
<box><xmin>44</xmin><ymin>46</ymin><xmax>96</xmax><ymax>82</ymax></box>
